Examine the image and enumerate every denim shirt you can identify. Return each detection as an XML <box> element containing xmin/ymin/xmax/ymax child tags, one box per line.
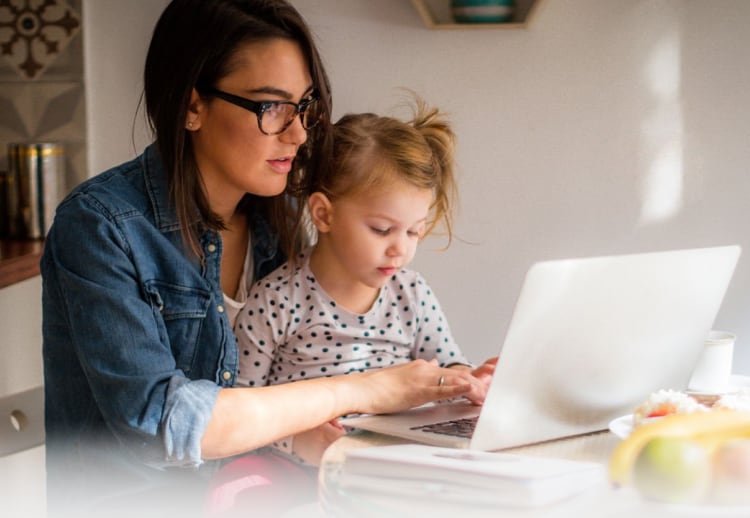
<box><xmin>41</xmin><ymin>144</ymin><xmax>284</xmax><ymax>511</ymax></box>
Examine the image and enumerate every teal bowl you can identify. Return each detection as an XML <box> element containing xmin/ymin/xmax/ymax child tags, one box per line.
<box><xmin>451</xmin><ymin>0</ymin><xmax>515</xmax><ymax>23</ymax></box>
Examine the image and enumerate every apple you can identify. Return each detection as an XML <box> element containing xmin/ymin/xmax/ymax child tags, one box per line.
<box><xmin>711</xmin><ymin>438</ymin><xmax>750</xmax><ymax>505</ymax></box>
<box><xmin>632</xmin><ymin>436</ymin><xmax>712</xmax><ymax>504</ymax></box>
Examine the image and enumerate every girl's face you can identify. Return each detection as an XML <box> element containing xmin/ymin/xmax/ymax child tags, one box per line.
<box><xmin>189</xmin><ymin>38</ymin><xmax>313</xmax><ymax>215</ymax></box>
<box><xmin>313</xmin><ymin>176</ymin><xmax>433</xmax><ymax>292</ymax></box>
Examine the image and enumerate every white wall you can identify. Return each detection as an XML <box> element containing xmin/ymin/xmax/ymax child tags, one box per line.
<box><xmin>83</xmin><ymin>0</ymin><xmax>750</xmax><ymax>373</ymax></box>
<box><xmin>82</xmin><ymin>0</ymin><xmax>168</xmax><ymax>172</ymax></box>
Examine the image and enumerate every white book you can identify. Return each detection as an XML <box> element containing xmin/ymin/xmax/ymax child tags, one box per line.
<box><xmin>339</xmin><ymin>444</ymin><xmax>606</xmax><ymax>507</ymax></box>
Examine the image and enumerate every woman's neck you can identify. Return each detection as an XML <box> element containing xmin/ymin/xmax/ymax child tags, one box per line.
<box><xmin>220</xmin><ymin>210</ymin><xmax>249</xmax><ymax>296</ymax></box>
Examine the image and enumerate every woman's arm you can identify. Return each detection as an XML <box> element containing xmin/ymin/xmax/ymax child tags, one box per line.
<box><xmin>45</xmin><ymin>193</ymin><xmax>223</xmax><ymax>468</ymax></box>
<box><xmin>201</xmin><ymin>359</ymin><xmax>480</xmax><ymax>458</ymax></box>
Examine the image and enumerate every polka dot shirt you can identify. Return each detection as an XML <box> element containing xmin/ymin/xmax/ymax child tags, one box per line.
<box><xmin>233</xmin><ymin>251</ymin><xmax>470</xmax><ymax>462</ymax></box>
<box><xmin>235</xmin><ymin>252</ymin><xmax>470</xmax><ymax>388</ymax></box>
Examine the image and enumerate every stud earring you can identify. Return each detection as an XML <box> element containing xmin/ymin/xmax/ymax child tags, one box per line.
<box><xmin>187</xmin><ymin>121</ymin><xmax>194</xmax><ymax>129</ymax></box>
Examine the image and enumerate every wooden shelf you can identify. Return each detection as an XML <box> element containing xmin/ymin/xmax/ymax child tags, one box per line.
<box><xmin>0</xmin><ymin>239</ymin><xmax>44</xmax><ymax>289</ymax></box>
<box><xmin>411</xmin><ymin>0</ymin><xmax>544</xmax><ymax>29</ymax></box>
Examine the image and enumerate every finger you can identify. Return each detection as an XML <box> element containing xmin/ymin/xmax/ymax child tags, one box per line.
<box><xmin>473</xmin><ymin>364</ymin><xmax>496</xmax><ymax>378</ymax></box>
<box><xmin>483</xmin><ymin>359</ymin><xmax>498</xmax><ymax>370</ymax></box>
<box><xmin>329</xmin><ymin>419</ymin><xmax>346</xmax><ymax>431</ymax></box>
<box><xmin>436</xmin><ymin>383</ymin><xmax>472</xmax><ymax>399</ymax></box>
<box><xmin>463</xmin><ymin>393</ymin><xmax>486</xmax><ymax>406</ymax></box>
<box><xmin>325</xmin><ymin>425</ymin><xmax>346</xmax><ymax>441</ymax></box>
<box><xmin>440</xmin><ymin>370</ymin><xmax>488</xmax><ymax>403</ymax></box>
<box><xmin>443</xmin><ymin>367</ymin><xmax>480</xmax><ymax>384</ymax></box>
<box><xmin>436</xmin><ymin>371</ymin><xmax>482</xmax><ymax>393</ymax></box>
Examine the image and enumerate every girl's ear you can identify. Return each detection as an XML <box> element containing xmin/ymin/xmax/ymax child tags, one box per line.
<box><xmin>185</xmin><ymin>88</ymin><xmax>203</xmax><ymax>131</ymax></box>
<box><xmin>308</xmin><ymin>192</ymin><xmax>333</xmax><ymax>233</ymax></box>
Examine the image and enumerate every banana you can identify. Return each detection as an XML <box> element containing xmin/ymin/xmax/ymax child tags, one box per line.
<box><xmin>609</xmin><ymin>410</ymin><xmax>750</xmax><ymax>486</ymax></box>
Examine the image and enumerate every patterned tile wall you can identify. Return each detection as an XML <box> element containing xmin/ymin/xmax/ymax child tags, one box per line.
<box><xmin>0</xmin><ymin>0</ymin><xmax>86</xmax><ymax>199</ymax></box>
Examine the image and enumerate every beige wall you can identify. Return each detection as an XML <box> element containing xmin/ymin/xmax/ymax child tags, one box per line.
<box><xmin>297</xmin><ymin>0</ymin><xmax>750</xmax><ymax>372</ymax></box>
<box><xmin>81</xmin><ymin>0</ymin><xmax>750</xmax><ymax>373</ymax></box>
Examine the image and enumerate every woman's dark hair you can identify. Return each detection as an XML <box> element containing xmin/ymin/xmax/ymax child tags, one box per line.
<box><xmin>144</xmin><ymin>0</ymin><xmax>332</xmax><ymax>259</ymax></box>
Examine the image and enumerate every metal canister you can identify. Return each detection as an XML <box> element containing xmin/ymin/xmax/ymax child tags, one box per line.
<box><xmin>6</xmin><ymin>143</ymin><xmax>64</xmax><ymax>239</ymax></box>
<box><xmin>0</xmin><ymin>169</ymin><xmax>8</xmax><ymax>238</ymax></box>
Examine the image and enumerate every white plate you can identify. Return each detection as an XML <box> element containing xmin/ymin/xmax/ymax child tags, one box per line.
<box><xmin>609</xmin><ymin>414</ymin><xmax>699</xmax><ymax>439</ymax></box>
<box><xmin>609</xmin><ymin>415</ymin><xmax>666</xmax><ymax>439</ymax></box>
<box><xmin>608</xmin><ymin>375</ymin><xmax>750</xmax><ymax>439</ymax></box>
<box><xmin>608</xmin><ymin>414</ymin><xmax>634</xmax><ymax>439</ymax></box>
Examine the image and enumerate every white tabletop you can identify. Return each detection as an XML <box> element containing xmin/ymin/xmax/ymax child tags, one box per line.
<box><xmin>317</xmin><ymin>429</ymin><xmax>750</xmax><ymax>518</ymax></box>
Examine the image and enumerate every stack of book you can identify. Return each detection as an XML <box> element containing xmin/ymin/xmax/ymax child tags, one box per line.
<box><xmin>336</xmin><ymin>443</ymin><xmax>606</xmax><ymax>509</ymax></box>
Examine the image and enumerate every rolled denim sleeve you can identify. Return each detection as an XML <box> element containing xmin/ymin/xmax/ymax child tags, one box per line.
<box><xmin>44</xmin><ymin>184</ymin><xmax>228</xmax><ymax>469</ymax></box>
<box><xmin>162</xmin><ymin>377</ymin><xmax>220</xmax><ymax>467</ymax></box>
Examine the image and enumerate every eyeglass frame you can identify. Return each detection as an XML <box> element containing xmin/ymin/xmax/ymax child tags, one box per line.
<box><xmin>198</xmin><ymin>86</ymin><xmax>322</xmax><ymax>136</ymax></box>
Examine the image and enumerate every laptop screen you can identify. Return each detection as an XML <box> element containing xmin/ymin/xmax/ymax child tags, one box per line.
<box><xmin>471</xmin><ymin>245</ymin><xmax>741</xmax><ymax>450</ymax></box>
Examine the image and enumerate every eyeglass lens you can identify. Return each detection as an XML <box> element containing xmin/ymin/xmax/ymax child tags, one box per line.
<box><xmin>262</xmin><ymin>98</ymin><xmax>322</xmax><ymax>134</ymax></box>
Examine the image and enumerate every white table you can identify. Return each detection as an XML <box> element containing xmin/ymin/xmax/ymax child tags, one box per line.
<box><xmin>317</xmin><ymin>429</ymin><xmax>749</xmax><ymax>518</ymax></box>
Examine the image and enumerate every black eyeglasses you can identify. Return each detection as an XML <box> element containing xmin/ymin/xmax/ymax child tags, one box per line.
<box><xmin>200</xmin><ymin>86</ymin><xmax>323</xmax><ymax>136</ymax></box>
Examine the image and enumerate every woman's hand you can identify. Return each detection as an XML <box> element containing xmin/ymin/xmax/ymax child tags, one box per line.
<box><xmin>291</xmin><ymin>420</ymin><xmax>346</xmax><ymax>466</ymax></box>
<box><xmin>204</xmin><ymin>359</ymin><xmax>483</xmax><ymax>459</ymax></box>
<box><xmin>345</xmin><ymin>359</ymin><xmax>483</xmax><ymax>415</ymax></box>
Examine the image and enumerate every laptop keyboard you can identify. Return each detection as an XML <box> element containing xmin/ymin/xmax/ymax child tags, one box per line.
<box><xmin>410</xmin><ymin>416</ymin><xmax>479</xmax><ymax>438</ymax></box>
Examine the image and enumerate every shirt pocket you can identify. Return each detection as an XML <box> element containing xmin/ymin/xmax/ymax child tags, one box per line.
<box><xmin>143</xmin><ymin>280</ymin><xmax>211</xmax><ymax>376</ymax></box>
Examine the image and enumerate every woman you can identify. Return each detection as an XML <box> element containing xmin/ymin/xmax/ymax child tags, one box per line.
<box><xmin>41</xmin><ymin>1</ymin><xmax>483</xmax><ymax>516</ymax></box>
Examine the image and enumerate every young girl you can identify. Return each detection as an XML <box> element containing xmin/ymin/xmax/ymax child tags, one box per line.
<box><xmin>235</xmin><ymin>98</ymin><xmax>497</xmax><ymax>464</ymax></box>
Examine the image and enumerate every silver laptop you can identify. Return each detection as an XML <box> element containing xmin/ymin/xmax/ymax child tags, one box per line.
<box><xmin>342</xmin><ymin>245</ymin><xmax>741</xmax><ymax>451</ymax></box>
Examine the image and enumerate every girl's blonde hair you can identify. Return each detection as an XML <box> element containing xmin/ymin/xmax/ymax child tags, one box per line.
<box><xmin>313</xmin><ymin>96</ymin><xmax>457</xmax><ymax>244</ymax></box>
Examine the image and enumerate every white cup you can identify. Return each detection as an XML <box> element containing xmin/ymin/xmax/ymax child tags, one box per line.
<box><xmin>688</xmin><ymin>330</ymin><xmax>736</xmax><ymax>393</ymax></box>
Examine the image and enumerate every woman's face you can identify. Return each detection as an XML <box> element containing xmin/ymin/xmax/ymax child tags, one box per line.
<box><xmin>190</xmin><ymin>38</ymin><xmax>313</xmax><ymax>215</ymax></box>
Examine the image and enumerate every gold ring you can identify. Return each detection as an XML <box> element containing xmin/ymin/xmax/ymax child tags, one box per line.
<box><xmin>438</xmin><ymin>375</ymin><xmax>445</xmax><ymax>387</ymax></box>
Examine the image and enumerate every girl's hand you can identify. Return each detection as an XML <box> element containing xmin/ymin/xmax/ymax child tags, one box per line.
<box><xmin>471</xmin><ymin>356</ymin><xmax>498</xmax><ymax>385</ymax></box>
<box><xmin>449</xmin><ymin>356</ymin><xmax>498</xmax><ymax>405</ymax></box>
<box><xmin>347</xmin><ymin>359</ymin><xmax>483</xmax><ymax>415</ymax></box>
<box><xmin>291</xmin><ymin>420</ymin><xmax>346</xmax><ymax>466</ymax></box>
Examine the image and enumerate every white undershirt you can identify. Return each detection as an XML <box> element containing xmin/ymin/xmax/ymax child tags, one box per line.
<box><xmin>223</xmin><ymin>238</ymin><xmax>254</xmax><ymax>328</ymax></box>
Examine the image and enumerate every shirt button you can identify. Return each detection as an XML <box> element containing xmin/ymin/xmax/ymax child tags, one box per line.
<box><xmin>217</xmin><ymin>305</ymin><xmax>225</xmax><ymax>313</ymax></box>
<box><xmin>207</xmin><ymin>244</ymin><xmax>217</xmax><ymax>253</ymax></box>
<box><xmin>222</xmin><ymin>371</ymin><xmax>232</xmax><ymax>381</ymax></box>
